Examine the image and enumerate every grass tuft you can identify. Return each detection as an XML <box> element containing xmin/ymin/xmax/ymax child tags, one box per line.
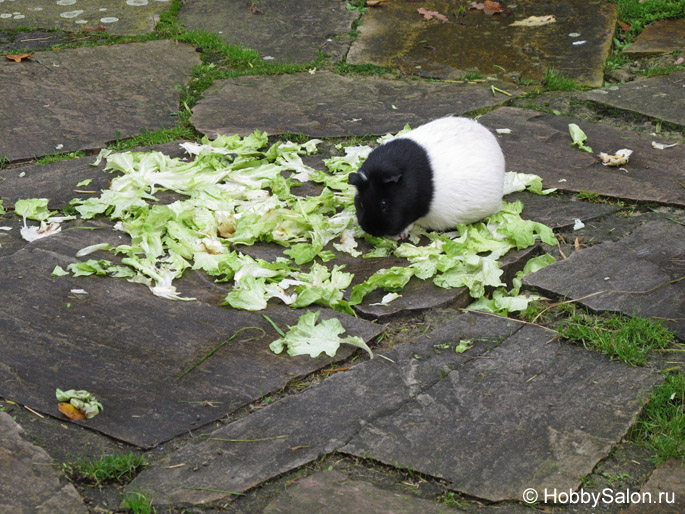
<box><xmin>557</xmin><ymin>312</ymin><xmax>675</xmax><ymax>366</ymax></box>
<box><xmin>122</xmin><ymin>491</ymin><xmax>156</xmax><ymax>514</ymax></box>
<box><xmin>62</xmin><ymin>452</ymin><xmax>148</xmax><ymax>486</ymax></box>
<box><xmin>542</xmin><ymin>69</ymin><xmax>582</xmax><ymax>91</ymax></box>
<box><xmin>631</xmin><ymin>373</ymin><xmax>685</xmax><ymax>465</ymax></box>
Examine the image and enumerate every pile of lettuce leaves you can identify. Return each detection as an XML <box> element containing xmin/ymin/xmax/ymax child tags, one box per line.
<box><xmin>45</xmin><ymin>128</ymin><xmax>556</xmax><ymax>324</ymax></box>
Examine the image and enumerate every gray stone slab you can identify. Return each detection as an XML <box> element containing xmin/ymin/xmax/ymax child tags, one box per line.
<box><xmin>479</xmin><ymin>107</ymin><xmax>685</xmax><ymax>207</ymax></box>
<box><xmin>0</xmin><ymin>0</ymin><xmax>171</xmax><ymax>35</ymax></box>
<box><xmin>524</xmin><ymin>219</ymin><xmax>685</xmax><ymax>341</ymax></box>
<box><xmin>0</xmin><ymin>412</ymin><xmax>87</xmax><ymax>514</ymax></box>
<box><xmin>263</xmin><ymin>470</ymin><xmax>460</xmax><ymax>514</ymax></box>
<box><xmin>624</xmin><ymin>458</ymin><xmax>685</xmax><ymax>513</ymax></box>
<box><xmin>0</xmin><ymin>142</ymin><xmax>188</xmax><ymax>211</ymax></box>
<box><xmin>341</xmin><ymin>325</ymin><xmax>662</xmax><ymax>502</ymax></box>
<box><xmin>584</xmin><ymin>71</ymin><xmax>685</xmax><ymax>127</ymax></box>
<box><xmin>190</xmin><ymin>71</ymin><xmax>520</xmax><ymax>138</ymax></box>
<box><xmin>0</xmin><ymin>41</ymin><xmax>200</xmax><ymax>163</ymax></box>
<box><xmin>128</xmin><ymin>312</ymin><xmax>522</xmax><ymax>505</ymax></box>
<box><xmin>0</xmin><ymin>226</ymin><xmax>382</xmax><ymax>448</ymax></box>
<box><xmin>179</xmin><ymin>0</ymin><xmax>358</xmax><ymax>64</ymax></box>
<box><xmin>623</xmin><ymin>19</ymin><xmax>685</xmax><ymax>57</ymax></box>
<box><xmin>347</xmin><ymin>0</ymin><xmax>616</xmax><ymax>86</ymax></box>
<box><xmin>0</xmin><ymin>30</ymin><xmax>73</xmax><ymax>53</ymax></box>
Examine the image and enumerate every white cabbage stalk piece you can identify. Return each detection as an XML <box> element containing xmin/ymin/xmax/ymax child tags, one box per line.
<box><xmin>20</xmin><ymin>215</ymin><xmax>61</xmax><ymax>242</ymax></box>
<box><xmin>598</xmin><ymin>148</ymin><xmax>633</xmax><ymax>166</ymax></box>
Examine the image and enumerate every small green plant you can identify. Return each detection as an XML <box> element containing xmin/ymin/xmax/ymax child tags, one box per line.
<box><xmin>631</xmin><ymin>373</ymin><xmax>685</xmax><ymax>465</ymax></box>
<box><xmin>557</xmin><ymin>312</ymin><xmax>675</xmax><ymax>366</ymax></box>
<box><xmin>35</xmin><ymin>151</ymin><xmax>86</xmax><ymax>165</ymax></box>
<box><xmin>580</xmin><ymin>474</ymin><xmax>594</xmax><ymax>487</ymax></box>
<box><xmin>601</xmin><ymin>471</ymin><xmax>630</xmax><ymax>483</ymax></box>
<box><xmin>122</xmin><ymin>491</ymin><xmax>156</xmax><ymax>514</ymax></box>
<box><xmin>439</xmin><ymin>491</ymin><xmax>466</xmax><ymax>507</ymax></box>
<box><xmin>542</xmin><ymin>69</ymin><xmax>581</xmax><ymax>91</ymax></box>
<box><xmin>463</xmin><ymin>72</ymin><xmax>485</xmax><ymax>81</ymax></box>
<box><xmin>577</xmin><ymin>191</ymin><xmax>601</xmax><ymax>202</ymax></box>
<box><xmin>62</xmin><ymin>452</ymin><xmax>148</xmax><ymax>486</ymax></box>
<box><xmin>107</xmin><ymin>126</ymin><xmax>197</xmax><ymax>151</ymax></box>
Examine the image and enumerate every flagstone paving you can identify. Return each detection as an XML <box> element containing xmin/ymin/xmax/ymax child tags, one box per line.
<box><xmin>189</xmin><ymin>70</ymin><xmax>520</xmax><ymax>138</ymax></box>
<box><xmin>347</xmin><ymin>0</ymin><xmax>616</xmax><ymax>86</ymax></box>
<box><xmin>584</xmin><ymin>70</ymin><xmax>685</xmax><ymax>127</ymax></box>
<box><xmin>179</xmin><ymin>0</ymin><xmax>358</xmax><ymax>65</ymax></box>
<box><xmin>0</xmin><ymin>0</ymin><xmax>172</xmax><ymax>36</ymax></box>
<box><xmin>0</xmin><ymin>40</ymin><xmax>199</xmax><ymax>162</ymax></box>
<box><xmin>1</xmin><ymin>2</ymin><xmax>684</xmax><ymax>513</ymax></box>
<box><xmin>623</xmin><ymin>19</ymin><xmax>685</xmax><ymax>57</ymax></box>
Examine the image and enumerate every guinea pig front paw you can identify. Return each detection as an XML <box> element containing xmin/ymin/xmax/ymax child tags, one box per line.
<box><xmin>397</xmin><ymin>224</ymin><xmax>413</xmax><ymax>240</ymax></box>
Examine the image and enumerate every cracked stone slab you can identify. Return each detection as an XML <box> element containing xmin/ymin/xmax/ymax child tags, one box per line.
<box><xmin>479</xmin><ymin>107</ymin><xmax>685</xmax><ymax>207</ymax></box>
<box><xmin>625</xmin><ymin>458</ymin><xmax>685</xmax><ymax>513</ymax></box>
<box><xmin>341</xmin><ymin>325</ymin><xmax>662</xmax><ymax>502</ymax></box>
<box><xmin>347</xmin><ymin>0</ymin><xmax>616</xmax><ymax>86</ymax></box>
<box><xmin>0</xmin><ymin>0</ymin><xmax>171</xmax><ymax>35</ymax></box>
<box><xmin>623</xmin><ymin>19</ymin><xmax>685</xmax><ymax>57</ymax></box>
<box><xmin>0</xmin><ymin>412</ymin><xmax>87</xmax><ymax>514</ymax></box>
<box><xmin>179</xmin><ymin>0</ymin><xmax>358</xmax><ymax>64</ymax></box>
<box><xmin>127</xmin><ymin>312</ymin><xmax>521</xmax><ymax>505</ymax></box>
<box><xmin>263</xmin><ymin>470</ymin><xmax>460</xmax><ymax>514</ymax></box>
<box><xmin>584</xmin><ymin>71</ymin><xmax>685</xmax><ymax>127</ymax></box>
<box><xmin>524</xmin><ymin>219</ymin><xmax>685</xmax><ymax>341</ymax></box>
<box><xmin>0</xmin><ymin>226</ymin><xmax>382</xmax><ymax>448</ymax></box>
<box><xmin>0</xmin><ymin>41</ymin><xmax>200</xmax><ymax>163</ymax></box>
<box><xmin>190</xmin><ymin>71</ymin><xmax>520</xmax><ymax>138</ymax></box>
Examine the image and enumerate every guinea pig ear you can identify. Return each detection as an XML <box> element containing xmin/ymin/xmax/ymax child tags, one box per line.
<box><xmin>348</xmin><ymin>172</ymin><xmax>367</xmax><ymax>187</ymax></box>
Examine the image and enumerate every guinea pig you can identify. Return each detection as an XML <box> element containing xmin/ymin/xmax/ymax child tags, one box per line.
<box><xmin>348</xmin><ymin>116</ymin><xmax>505</xmax><ymax>238</ymax></box>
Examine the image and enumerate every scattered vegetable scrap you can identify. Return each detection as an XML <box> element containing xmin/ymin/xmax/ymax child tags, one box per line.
<box><xmin>56</xmin><ymin>388</ymin><xmax>103</xmax><ymax>419</ymax></box>
<box><xmin>598</xmin><ymin>148</ymin><xmax>633</xmax><ymax>166</ymax></box>
<box><xmin>568</xmin><ymin>123</ymin><xmax>593</xmax><ymax>153</ymax></box>
<box><xmin>510</xmin><ymin>15</ymin><xmax>557</xmax><ymax>27</ymax></box>
<box><xmin>651</xmin><ymin>141</ymin><xmax>678</xmax><ymax>150</ymax></box>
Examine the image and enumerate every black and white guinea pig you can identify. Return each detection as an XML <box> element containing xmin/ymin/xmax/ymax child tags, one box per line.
<box><xmin>348</xmin><ymin>116</ymin><xmax>505</xmax><ymax>238</ymax></box>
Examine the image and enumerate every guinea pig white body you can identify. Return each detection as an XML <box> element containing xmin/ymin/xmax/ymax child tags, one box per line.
<box><xmin>348</xmin><ymin>116</ymin><xmax>505</xmax><ymax>238</ymax></box>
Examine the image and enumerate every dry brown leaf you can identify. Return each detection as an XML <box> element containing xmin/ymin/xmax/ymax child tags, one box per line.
<box><xmin>484</xmin><ymin>0</ymin><xmax>504</xmax><ymax>15</ymax></box>
<box><xmin>574</xmin><ymin>237</ymin><xmax>583</xmax><ymax>251</ymax></box>
<box><xmin>58</xmin><ymin>402</ymin><xmax>86</xmax><ymax>420</ymax></box>
<box><xmin>5</xmin><ymin>53</ymin><xmax>32</xmax><ymax>63</ymax></box>
<box><xmin>618</xmin><ymin>21</ymin><xmax>631</xmax><ymax>31</ymax></box>
<box><xmin>83</xmin><ymin>25</ymin><xmax>106</xmax><ymax>32</ymax></box>
<box><xmin>417</xmin><ymin>7</ymin><xmax>448</xmax><ymax>22</ymax></box>
<box><xmin>366</xmin><ymin>0</ymin><xmax>386</xmax><ymax>6</ymax></box>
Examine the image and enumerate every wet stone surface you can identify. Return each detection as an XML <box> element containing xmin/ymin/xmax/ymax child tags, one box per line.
<box><xmin>584</xmin><ymin>70</ymin><xmax>685</xmax><ymax>127</ymax></box>
<box><xmin>0</xmin><ymin>40</ymin><xmax>200</xmax><ymax>163</ymax></box>
<box><xmin>190</xmin><ymin>70</ymin><xmax>520</xmax><ymax>138</ymax></box>
<box><xmin>623</xmin><ymin>19</ymin><xmax>685</xmax><ymax>57</ymax></box>
<box><xmin>0</xmin><ymin>0</ymin><xmax>172</xmax><ymax>35</ymax></box>
<box><xmin>0</xmin><ymin>412</ymin><xmax>88</xmax><ymax>514</ymax></box>
<box><xmin>524</xmin><ymin>219</ymin><xmax>685</xmax><ymax>341</ymax></box>
<box><xmin>480</xmin><ymin>107</ymin><xmax>685</xmax><ymax>207</ymax></box>
<box><xmin>0</xmin><ymin>30</ymin><xmax>73</xmax><ymax>53</ymax></box>
<box><xmin>128</xmin><ymin>312</ymin><xmax>660</xmax><ymax>505</ymax></box>
<box><xmin>0</xmin><ymin>225</ymin><xmax>382</xmax><ymax>448</ymax></box>
<box><xmin>179</xmin><ymin>0</ymin><xmax>358</xmax><ymax>65</ymax></box>
<box><xmin>262</xmin><ymin>470</ymin><xmax>460</xmax><ymax>514</ymax></box>
<box><xmin>347</xmin><ymin>0</ymin><xmax>616</xmax><ymax>86</ymax></box>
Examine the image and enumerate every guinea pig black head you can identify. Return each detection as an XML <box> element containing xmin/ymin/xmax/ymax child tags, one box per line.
<box><xmin>348</xmin><ymin>138</ymin><xmax>433</xmax><ymax>237</ymax></box>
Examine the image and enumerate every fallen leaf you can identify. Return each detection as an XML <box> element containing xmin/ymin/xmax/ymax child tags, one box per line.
<box><xmin>574</xmin><ymin>236</ymin><xmax>583</xmax><ymax>250</ymax></box>
<box><xmin>248</xmin><ymin>5</ymin><xmax>263</xmax><ymax>14</ymax></box>
<box><xmin>470</xmin><ymin>1</ymin><xmax>485</xmax><ymax>9</ymax></box>
<box><xmin>5</xmin><ymin>53</ymin><xmax>32</xmax><ymax>62</ymax></box>
<box><xmin>484</xmin><ymin>0</ymin><xmax>505</xmax><ymax>15</ymax></box>
<box><xmin>58</xmin><ymin>402</ymin><xmax>86</xmax><ymax>420</ymax></box>
<box><xmin>366</xmin><ymin>0</ymin><xmax>386</xmax><ymax>6</ymax></box>
<box><xmin>417</xmin><ymin>7</ymin><xmax>448</xmax><ymax>22</ymax></box>
<box><xmin>83</xmin><ymin>25</ymin><xmax>106</xmax><ymax>32</ymax></box>
<box><xmin>510</xmin><ymin>15</ymin><xmax>556</xmax><ymax>27</ymax></box>
<box><xmin>618</xmin><ymin>21</ymin><xmax>631</xmax><ymax>31</ymax></box>
<box><xmin>674</xmin><ymin>56</ymin><xmax>684</xmax><ymax>65</ymax></box>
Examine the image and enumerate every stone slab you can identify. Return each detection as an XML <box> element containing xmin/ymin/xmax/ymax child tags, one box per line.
<box><xmin>127</xmin><ymin>312</ymin><xmax>522</xmax><ymax>505</ymax></box>
<box><xmin>524</xmin><ymin>219</ymin><xmax>685</xmax><ymax>341</ymax></box>
<box><xmin>0</xmin><ymin>226</ymin><xmax>382</xmax><ymax>448</ymax></box>
<box><xmin>624</xmin><ymin>458</ymin><xmax>685</xmax><ymax>513</ymax></box>
<box><xmin>347</xmin><ymin>0</ymin><xmax>616</xmax><ymax>86</ymax></box>
<box><xmin>179</xmin><ymin>0</ymin><xmax>357</xmax><ymax>64</ymax></box>
<box><xmin>0</xmin><ymin>412</ymin><xmax>87</xmax><ymax>514</ymax></box>
<box><xmin>623</xmin><ymin>19</ymin><xmax>685</xmax><ymax>57</ymax></box>
<box><xmin>0</xmin><ymin>0</ymin><xmax>171</xmax><ymax>35</ymax></box>
<box><xmin>0</xmin><ymin>40</ymin><xmax>200</xmax><ymax>163</ymax></box>
<box><xmin>584</xmin><ymin>71</ymin><xmax>685</xmax><ymax>127</ymax></box>
<box><xmin>341</xmin><ymin>325</ymin><xmax>662</xmax><ymax>502</ymax></box>
<box><xmin>479</xmin><ymin>107</ymin><xmax>685</xmax><ymax>207</ymax></box>
<box><xmin>263</xmin><ymin>470</ymin><xmax>460</xmax><ymax>514</ymax></box>
<box><xmin>0</xmin><ymin>30</ymin><xmax>73</xmax><ymax>53</ymax></box>
<box><xmin>189</xmin><ymin>70</ymin><xmax>520</xmax><ymax>138</ymax></box>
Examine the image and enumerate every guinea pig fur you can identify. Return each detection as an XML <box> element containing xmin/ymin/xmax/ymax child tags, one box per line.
<box><xmin>348</xmin><ymin>116</ymin><xmax>505</xmax><ymax>238</ymax></box>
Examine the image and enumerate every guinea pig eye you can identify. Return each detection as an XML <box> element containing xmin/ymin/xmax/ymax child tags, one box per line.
<box><xmin>380</xmin><ymin>199</ymin><xmax>388</xmax><ymax>212</ymax></box>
